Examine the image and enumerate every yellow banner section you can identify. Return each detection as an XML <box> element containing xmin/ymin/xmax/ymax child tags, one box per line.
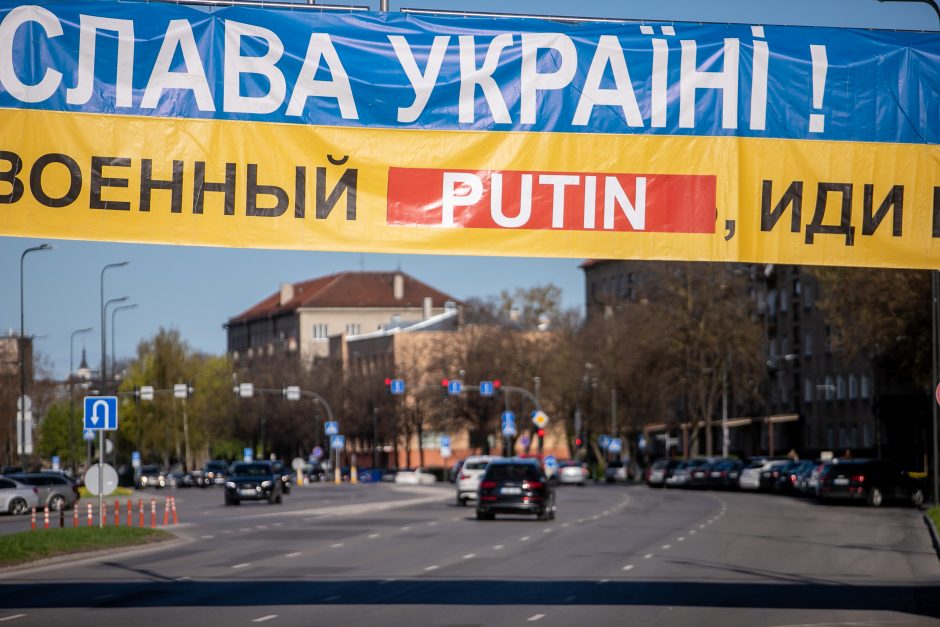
<box><xmin>0</xmin><ymin>108</ymin><xmax>937</xmax><ymax>269</ymax></box>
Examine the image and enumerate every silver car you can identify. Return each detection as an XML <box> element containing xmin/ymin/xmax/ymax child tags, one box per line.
<box><xmin>0</xmin><ymin>476</ymin><xmax>41</xmax><ymax>515</ymax></box>
<box><xmin>557</xmin><ymin>461</ymin><xmax>588</xmax><ymax>486</ymax></box>
<box><xmin>8</xmin><ymin>472</ymin><xmax>79</xmax><ymax>511</ymax></box>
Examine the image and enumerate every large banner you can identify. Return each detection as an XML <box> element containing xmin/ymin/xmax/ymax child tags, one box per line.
<box><xmin>0</xmin><ymin>1</ymin><xmax>938</xmax><ymax>268</ymax></box>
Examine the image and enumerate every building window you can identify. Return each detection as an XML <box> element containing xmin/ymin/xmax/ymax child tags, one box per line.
<box><xmin>345</xmin><ymin>323</ymin><xmax>361</xmax><ymax>336</ymax></box>
<box><xmin>861</xmin><ymin>375</ymin><xmax>871</xmax><ymax>399</ymax></box>
<box><xmin>824</xmin><ymin>376</ymin><xmax>834</xmax><ymax>401</ymax></box>
<box><xmin>804</xmin><ymin>334</ymin><xmax>813</xmax><ymax>356</ymax></box>
<box><xmin>837</xmin><ymin>376</ymin><xmax>846</xmax><ymax>400</ymax></box>
<box><xmin>803</xmin><ymin>378</ymin><xmax>813</xmax><ymax>403</ymax></box>
<box><xmin>780</xmin><ymin>290</ymin><xmax>789</xmax><ymax>312</ymax></box>
<box><xmin>313</xmin><ymin>323</ymin><xmax>329</xmax><ymax>339</ymax></box>
<box><xmin>849</xmin><ymin>375</ymin><xmax>858</xmax><ymax>400</ymax></box>
<box><xmin>863</xmin><ymin>424</ymin><xmax>872</xmax><ymax>448</ymax></box>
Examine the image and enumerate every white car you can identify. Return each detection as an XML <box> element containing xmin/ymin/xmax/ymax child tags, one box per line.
<box><xmin>456</xmin><ymin>456</ymin><xmax>501</xmax><ymax>505</ymax></box>
<box><xmin>394</xmin><ymin>468</ymin><xmax>437</xmax><ymax>485</ymax></box>
<box><xmin>557</xmin><ymin>461</ymin><xmax>588</xmax><ymax>486</ymax></box>
<box><xmin>0</xmin><ymin>476</ymin><xmax>40</xmax><ymax>515</ymax></box>
<box><xmin>739</xmin><ymin>459</ymin><xmax>783</xmax><ymax>490</ymax></box>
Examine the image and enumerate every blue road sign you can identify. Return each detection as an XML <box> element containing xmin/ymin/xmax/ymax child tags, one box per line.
<box><xmin>479</xmin><ymin>380</ymin><xmax>494</xmax><ymax>397</ymax></box>
<box><xmin>447</xmin><ymin>380</ymin><xmax>462</xmax><ymax>395</ymax></box>
<box><xmin>84</xmin><ymin>396</ymin><xmax>118</xmax><ymax>430</ymax></box>
<box><xmin>82</xmin><ymin>429</ymin><xmax>95</xmax><ymax>442</ymax></box>
<box><xmin>440</xmin><ymin>435</ymin><xmax>450</xmax><ymax>449</ymax></box>
<box><xmin>519</xmin><ymin>435</ymin><xmax>531</xmax><ymax>447</ymax></box>
<box><xmin>598</xmin><ymin>434</ymin><xmax>612</xmax><ymax>449</ymax></box>
<box><xmin>501</xmin><ymin>411</ymin><xmax>516</xmax><ymax>426</ymax></box>
<box><xmin>325</xmin><ymin>421</ymin><xmax>339</xmax><ymax>436</ymax></box>
<box><xmin>330</xmin><ymin>435</ymin><xmax>345</xmax><ymax>450</ymax></box>
<box><xmin>390</xmin><ymin>379</ymin><xmax>405</xmax><ymax>395</ymax></box>
<box><xmin>312</xmin><ymin>446</ymin><xmax>324</xmax><ymax>459</ymax></box>
<box><xmin>609</xmin><ymin>438</ymin><xmax>623</xmax><ymax>453</ymax></box>
<box><xmin>243</xmin><ymin>447</ymin><xmax>253</xmax><ymax>462</ymax></box>
<box><xmin>502</xmin><ymin>422</ymin><xmax>517</xmax><ymax>437</ymax></box>
<box><xmin>544</xmin><ymin>455</ymin><xmax>558</xmax><ymax>470</ymax></box>
<box><xmin>638</xmin><ymin>434</ymin><xmax>648</xmax><ymax>450</ymax></box>
<box><xmin>51</xmin><ymin>455</ymin><xmax>60</xmax><ymax>470</ymax></box>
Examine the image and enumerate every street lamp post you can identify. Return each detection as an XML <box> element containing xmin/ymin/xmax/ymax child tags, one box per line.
<box><xmin>19</xmin><ymin>243</ymin><xmax>52</xmax><ymax>469</ymax></box>
<box><xmin>111</xmin><ymin>304</ymin><xmax>137</xmax><ymax>380</ymax></box>
<box><xmin>100</xmin><ymin>262</ymin><xmax>129</xmax><ymax>389</ymax></box>
<box><xmin>103</xmin><ymin>296</ymin><xmax>128</xmax><ymax>382</ymax></box>
<box><xmin>69</xmin><ymin>327</ymin><xmax>93</xmax><ymax>473</ymax></box>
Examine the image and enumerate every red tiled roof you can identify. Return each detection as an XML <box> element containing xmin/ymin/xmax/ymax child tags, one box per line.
<box><xmin>229</xmin><ymin>271</ymin><xmax>459</xmax><ymax>323</ymax></box>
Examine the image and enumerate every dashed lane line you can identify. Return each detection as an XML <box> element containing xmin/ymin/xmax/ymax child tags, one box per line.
<box><xmin>424</xmin><ymin>565</ymin><xmax>439</xmax><ymax>572</ymax></box>
<box><xmin>678</xmin><ymin>537</ymin><xmax>685</xmax><ymax>542</ymax></box>
<box><xmin>521</xmin><ymin>536</ymin><xmax>531</xmax><ymax>542</ymax></box>
<box><xmin>330</xmin><ymin>543</ymin><xmax>345</xmax><ymax>549</ymax></box>
<box><xmin>463</xmin><ymin>554</ymin><xmax>476</xmax><ymax>559</ymax></box>
<box><xmin>252</xmin><ymin>616</ymin><xmax>278</xmax><ymax>623</ymax></box>
<box><xmin>368</xmin><ymin>533</ymin><xmax>380</xmax><ymax>539</ymax></box>
<box><xmin>527</xmin><ymin>615</ymin><xmax>545</xmax><ymax>622</ymax></box>
<box><xmin>0</xmin><ymin>615</ymin><xmax>26</xmax><ymax>623</ymax></box>
<box><xmin>622</xmin><ymin>565</ymin><xmax>634</xmax><ymax>571</ymax></box>
<box><xmin>232</xmin><ymin>563</ymin><xmax>250</xmax><ymax>569</ymax></box>
<box><xmin>644</xmin><ymin>553</ymin><xmax>654</xmax><ymax>559</ymax></box>
<box><xmin>493</xmin><ymin>544</ymin><xmax>504</xmax><ymax>550</ymax></box>
<box><xmin>661</xmin><ymin>544</ymin><xmax>671</xmax><ymax>550</ymax></box>
<box><xmin>286</xmin><ymin>552</ymin><xmax>301</xmax><ymax>558</ymax></box>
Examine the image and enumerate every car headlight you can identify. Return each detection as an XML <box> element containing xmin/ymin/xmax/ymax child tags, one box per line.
<box><xmin>225</xmin><ymin>481</ymin><xmax>236</xmax><ymax>489</ymax></box>
<box><xmin>261</xmin><ymin>480</ymin><xmax>272</xmax><ymax>488</ymax></box>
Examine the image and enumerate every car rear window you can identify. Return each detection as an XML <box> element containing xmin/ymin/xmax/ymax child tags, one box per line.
<box><xmin>464</xmin><ymin>461</ymin><xmax>489</xmax><ymax>470</ymax></box>
<box><xmin>485</xmin><ymin>464</ymin><xmax>540</xmax><ymax>481</ymax></box>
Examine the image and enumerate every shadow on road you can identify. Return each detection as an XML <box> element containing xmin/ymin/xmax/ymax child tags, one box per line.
<box><xmin>1</xmin><ymin>579</ymin><xmax>938</xmax><ymax>618</ymax></box>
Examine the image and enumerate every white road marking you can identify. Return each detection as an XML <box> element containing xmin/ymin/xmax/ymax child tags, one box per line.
<box><xmin>527</xmin><ymin>615</ymin><xmax>545</xmax><ymax>622</ymax></box>
<box><xmin>542</xmin><ymin>528</ymin><xmax>552</xmax><ymax>533</ymax></box>
<box><xmin>603</xmin><ymin>510</ymin><xmax>610</xmax><ymax>515</ymax></box>
<box><xmin>562</xmin><ymin>523</ymin><xmax>570</xmax><ymax>528</ymax></box>
<box><xmin>286</xmin><ymin>552</ymin><xmax>301</xmax><ymax>558</ymax></box>
<box><xmin>521</xmin><ymin>536</ymin><xmax>531</xmax><ymax>542</ymax></box>
<box><xmin>256</xmin><ymin>525</ymin><xmax>268</xmax><ymax>529</ymax></box>
<box><xmin>622</xmin><ymin>564</ymin><xmax>634</xmax><ymax>571</ymax></box>
<box><xmin>644</xmin><ymin>553</ymin><xmax>654</xmax><ymax>559</ymax></box>
<box><xmin>592</xmin><ymin>515</ymin><xmax>599</xmax><ymax>520</ymax></box>
<box><xmin>221</xmin><ymin>530</ymin><xmax>233</xmax><ymax>534</ymax></box>
<box><xmin>463</xmin><ymin>553</ymin><xmax>476</xmax><ymax>559</ymax></box>
<box><xmin>689</xmin><ymin>530</ymin><xmax>697</xmax><ymax>535</ymax></box>
<box><xmin>428</xmin><ymin>521</ymin><xmax>438</xmax><ymax>526</ymax></box>
<box><xmin>452</xmin><ymin>517</ymin><xmax>461</xmax><ymax>521</ymax></box>
<box><xmin>331</xmin><ymin>543</ymin><xmax>344</xmax><ymax>549</ymax></box>
<box><xmin>175</xmin><ymin>577</ymin><xmax>190</xmax><ymax>581</ymax></box>
<box><xmin>323</xmin><ymin>596</ymin><xmax>340</xmax><ymax>602</ymax></box>
<box><xmin>232</xmin><ymin>563</ymin><xmax>250</xmax><ymax>569</ymax></box>
<box><xmin>493</xmin><ymin>544</ymin><xmax>504</xmax><ymax>550</ymax></box>
<box><xmin>699</xmin><ymin>524</ymin><xmax>706</xmax><ymax>529</ymax></box>
<box><xmin>252</xmin><ymin>616</ymin><xmax>278</xmax><ymax>623</ymax></box>
<box><xmin>401</xmin><ymin>526</ymin><xmax>411</xmax><ymax>531</ymax></box>
<box><xmin>0</xmin><ymin>616</ymin><xmax>27</xmax><ymax>623</ymax></box>
<box><xmin>271</xmin><ymin>522</ymin><xmax>283</xmax><ymax>527</ymax></box>
<box><xmin>239</xmin><ymin>528</ymin><xmax>251</xmax><ymax>533</ymax></box>
<box><xmin>661</xmin><ymin>544</ymin><xmax>671</xmax><ymax>550</ymax></box>
<box><xmin>424</xmin><ymin>565</ymin><xmax>439</xmax><ymax>571</ymax></box>
<box><xmin>678</xmin><ymin>537</ymin><xmax>685</xmax><ymax>542</ymax></box>
<box><xmin>577</xmin><ymin>519</ymin><xmax>585</xmax><ymax>523</ymax></box>
<box><xmin>368</xmin><ymin>533</ymin><xmax>380</xmax><ymax>539</ymax></box>
<box><xmin>200</xmin><ymin>535</ymin><xmax>214</xmax><ymax>539</ymax></box>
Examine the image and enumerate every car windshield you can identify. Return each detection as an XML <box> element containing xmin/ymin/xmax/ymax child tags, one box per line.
<box><xmin>485</xmin><ymin>464</ymin><xmax>540</xmax><ymax>481</ymax></box>
<box><xmin>464</xmin><ymin>461</ymin><xmax>490</xmax><ymax>470</ymax></box>
<box><xmin>231</xmin><ymin>463</ymin><xmax>271</xmax><ymax>477</ymax></box>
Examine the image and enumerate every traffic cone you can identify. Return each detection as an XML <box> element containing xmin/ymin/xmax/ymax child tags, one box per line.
<box><xmin>170</xmin><ymin>496</ymin><xmax>178</xmax><ymax>524</ymax></box>
<box><xmin>30</xmin><ymin>507</ymin><xmax>35</xmax><ymax>531</ymax></box>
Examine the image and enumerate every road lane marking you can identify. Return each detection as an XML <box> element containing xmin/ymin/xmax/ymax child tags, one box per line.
<box><xmin>463</xmin><ymin>554</ymin><xmax>476</xmax><ymax>559</ymax></box>
<box><xmin>689</xmin><ymin>530</ymin><xmax>696</xmax><ymax>535</ymax></box>
<box><xmin>256</xmin><ymin>525</ymin><xmax>268</xmax><ymax>529</ymax></box>
<box><xmin>521</xmin><ymin>536</ymin><xmax>531</xmax><ymax>542</ymax></box>
<box><xmin>252</xmin><ymin>616</ymin><xmax>278</xmax><ymax>623</ymax></box>
<box><xmin>286</xmin><ymin>552</ymin><xmax>301</xmax><ymax>558</ymax></box>
<box><xmin>331</xmin><ymin>543</ymin><xmax>344</xmax><ymax>549</ymax></box>
<box><xmin>699</xmin><ymin>524</ymin><xmax>706</xmax><ymax>529</ymax></box>
<box><xmin>232</xmin><ymin>563</ymin><xmax>250</xmax><ymax>569</ymax></box>
<box><xmin>428</xmin><ymin>521</ymin><xmax>438</xmax><ymax>526</ymax></box>
<box><xmin>678</xmin><ymin>537</ymin><xmax>685</xmax><ymax>542</ymax></box>
<box><xmin>368</xmin><ymin>533</ymin><xmax>380</xmax><ymax>539</ymax></box>
<box><xmin>493</xmin><ymin>544</ymin><xmax>504</xmax><ymax>550</ymax></box>
<box><xmin>0</xmin><ymin>616</ymin><xmax>27</xmax><ymax>623</ymax></box>
<box><xmin>622</xmin><ymin>565</ymin><xmax>634</xmax><ymax>571</ymax></box>
<box><xmin>661</xmin><ymin>545</ymin><xmax>671</xmax><ymax>550</ymax></box>
<box><xmin>271</xmin><ymin>522</ymin><xmax>283</xmax><ymax>527</ymax></box>
<box><xmin>451</xmin><ymin>516</ymin><xmax>461</xmax><ymax>521</ymax></box>
<box><xmin>424</xmin><ymin>565</ymin><xmax>439</xmax><ymax>571</ymax></box>
<box><xmin>603</xmin><ymin>510</ymin><xmax>610</xmax><ymax>515</ymax></box>
<box><xmin>592</xmin><ymin>515</ymin><xmax>599</xmax><ymax>520</ymax></box>
<box><xmin>644</xmin><ymin>553</ymin><xmax>654</xmax><ymax>559</ymax></box>
<box><xmin>221</xmin><ymin>530</ymin><xmax>233</xmax><ymax>534</ymax></box>
<box><xmin>323</xmin><ymin>596</ymin><xmax>340</xmax><ymax>602</ymax></box>
<box><xmin>542</xmin><ymin>528</ymin><xmax>552</xmax><ymax>533</ymax></box>
<box><xmin>401</xmin><ymin>526</ymin><xmax>411</xmax><ymax>531</ymax></box>
<box><xmin>562</xmin><ymin>523</ymin><xmax>570</xmax><ymax>528</ymax></box>
<box><xmin>200</xmin><ymin>535</ymin><xmax>214</xmax><ymax>539</ymax></box>
<box><xmin>239</xmin><ymin>528</ymin><xmax>251</xmax><ymax>532</ymax></box>
<box><xmin>527</xmin><ymin>615</ymin><xmax>545</xmax><ymax>622</ymax></box>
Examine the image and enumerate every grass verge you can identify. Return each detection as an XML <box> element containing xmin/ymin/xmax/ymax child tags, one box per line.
<box><xmin>0</xmin><ymin>527</ymin><xmax>173</xmax><ymax>568</ymax></box>
<box><xmin>78</xmin><ymin>486</ymin><xmax>134</xmax><ymax>498</ymax></box>
<box><xmin>929</xmin><ymin>506</ymin><xmax>940</xmax><ymax>531</ymax></box>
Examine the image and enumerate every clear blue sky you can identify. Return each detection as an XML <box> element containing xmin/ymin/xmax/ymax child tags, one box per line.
<box><xmin>1</xmin><ymin>0</ymin><xmax>935</xmax><ymax>379</ymax></box>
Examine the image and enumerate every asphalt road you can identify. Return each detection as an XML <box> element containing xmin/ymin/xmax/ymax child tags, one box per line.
<box><xmin>0</xmin><ymin>481</ymin><xmax>938</xmax><ymax>626</ymax></box>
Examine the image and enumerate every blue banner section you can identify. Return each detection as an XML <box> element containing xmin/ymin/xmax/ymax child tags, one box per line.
<box><xmin>0</xmin><ymin>1</ymin><xmax>937</xmax><ymax>144</ymax></box>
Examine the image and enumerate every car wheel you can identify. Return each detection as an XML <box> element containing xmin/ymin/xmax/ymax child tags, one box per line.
<box><xmin>911</xmin><ymin>488</ymin><xmax>925</xmax><ymax>508</ymax></box>
<box><xmin>49</xmin><ymin>494</ymin><xmax>66</xmax><ymax>512</ymax></box>
<box><xmin>578</xmin><ymin>482</ymin><xmax>585</xmax><ymax>487</ymax></box>
<box><xmin>457</xmin><ymin>497</ymin><xmax>467</xmax><ymax>507</ymax></box>
<box><xmin>9</xmin><ymin>498</ymin><xmax>28</xmax><ymax>515</ymax></box>
<box><xmin>868</xmin><ymin>487</ymin><xmax>884</xmax><ymax>507</ymax></box>
<box><xmin>475</xmin><ymin>510</ymin><xmax>493</xmax><ymax>521</ymax></box>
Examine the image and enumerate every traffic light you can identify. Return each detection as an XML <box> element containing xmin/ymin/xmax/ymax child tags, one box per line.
<box><xmin>385</xmin><ymin>377</ymin><xmax>392</xmax><ymax>396</ymax></box>
<box><xmin>493</xmin><ymin>379</ymin><xmax>502</xmax><ymax>397</ymax></box>
<box><xmin>537</xmin><ymin>428</ymin><xmax>545</xmax><ymax>439</ymax></box>
<box><xmin>441</xmin><ymin>378</ymin><xmax>449</xmax><ymax>398</ymax></box>
<box><xmin>574</xmin><ymin>434</ymin><xmax>583</xmax><ymax>448</ymax></box>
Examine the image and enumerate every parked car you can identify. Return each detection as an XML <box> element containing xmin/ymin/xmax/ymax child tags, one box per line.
<box><xmin>476</xmin><ymin>458</ymin><xmax>555</xmax><ymax>521</ymax></box>
<box><xmin>271</xmin><ymin>460</ymin><xmax>292</xmax><ymax>494</ymax></box>
<box><xmin>688</xmin><ymin>459</ymin><xmax>723</xmax><ymax>489</ymax></box>
<box><xmin>817</xmin><ymin>459</ymin><xmax>925</xmax><ymax>507</ymax></box>
<box><xmin>448</xmin><ymin>459</ymin><xmax>465</xmax><ymax>483</ymax></box>
<box><xmin>166</xmin><ymin>471</ymin><xmax>199</xmax><ymax>488</ymax></box>
<box><xmin>394</xmin><ymin>468</ymin><xmax>437</xmax><ymax>485</ymax></box>
<box><xmin>224</xmin><ymin>461</ymin><xmax>283</xmax><ymax>505</ymax></box>
<box><xmin>456</xmin><ymin>455</ymin><xmax>500</xmax><ymax>506</ymax></box>
<box><xmin>705</xmin><ymin>459</ymin><xmax>745</xmax><ymax>490</ymax></box>
<box><xmin>203</xmin><ymin>460</ymin><xmax>229</xmax><ymax>486</ymax></box>
<box><xmin>0</xmin><ymin>476</ymin><xmax>40</xmax><ymax>515</ymax></box>
<box><xmin>666</xmin><ymin>459</ymin><xmax>710</xmax><ymax>488</ymax></box>
<box><xmin>136</xmin><ymin>465</ymin><xmax>166</xmax><ymax>489</ymax></box>
<box><xmin>557</xmin><ymin>460</ymin><xmax>589</xmax><ymax>486</ymax></box>
<box><xmin>7</xmin><ymin>472</ymin><xmax>80</xmax><ymax>510</ymax></box>
<box><xmin>604</xmin><ymin>460</ymin><xmax>628</xmax><ymax>483</ymax></box>
<box><xmin>739</xmin><ymin>459</ymin><xmax>771</xmax><ymax>490</ymax></box>
<box><xmin>646</xmin><ymin>459</ymin><xmax>681</xmax><ymax>488</ymax></box>
<box><xmin>759</xmin><ymin>460</ymin><xmax>795</xmax><ymax>491</ymax></box>
<box><xmin>774</xmin><ymin>460</ymin><xmax>816</xmax><ymax>494</ymax></box>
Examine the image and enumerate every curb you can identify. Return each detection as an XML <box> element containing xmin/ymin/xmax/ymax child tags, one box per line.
<box><xmin>925</xmin><ymin>511</ymin><xmax>940</xmax><ymax>562</ymax></box>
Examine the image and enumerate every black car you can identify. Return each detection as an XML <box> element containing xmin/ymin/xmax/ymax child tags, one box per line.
<box><xmin>646</xmin><ymin>458</ymin><xmax>681</xmax><ymax>488</ymax></box>
<box><xmin>476</xmin><ymin>458</ymin><xmax>555</xmax><ymax>521</ymax></box>
<box><xmin>136</xmin><ymin>465</ymin><xmax>166</xmax><ymax>489</ymax></box>
<box><xmin>705</xmin><ymin>459</ymin><xmax>745</xmax><ymax>490</ymax></box>
<box><xmin>818</xmin><ymin>459</ymin><xmax>925</xmax><ymax>507</ymax></box>
<box><xmin>224</xmin><ymin>462</ymin><xmax>283</xmax><ymax>505</ymax></box>
<box><xmin>270</xmin><ymin>460</ymin><xmax>292</xmax><ymax>495</ymax></box>
<box><xmin>203</xmin><ymin>460</ymin><xmax>229</xmax><ymax>486</ymax></box>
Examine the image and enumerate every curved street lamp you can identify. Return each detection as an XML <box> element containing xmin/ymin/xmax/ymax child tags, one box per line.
<box><xmin>19</xmin><ymin>243</ymin><xmax>52</xmax><ymax>468</ymax></box>
<box><xmin>100</xmin><ymin>261</ymin><xmax>129</xmax><ymax>387</ymax></box>
<box><xmin>111</xmin><ymin>304</ymin><xmax>137</xmax><ymax>381</ymax></box>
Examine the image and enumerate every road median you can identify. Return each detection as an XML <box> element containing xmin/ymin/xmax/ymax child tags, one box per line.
<box><xmin>0</xmin><ymin>527</ymin><xmax>174</xmax><ymax>570</ymax></box>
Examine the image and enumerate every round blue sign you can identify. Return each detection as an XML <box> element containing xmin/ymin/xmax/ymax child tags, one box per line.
<box><xmin>544</xmin><ymin>455</ymin><xmax>558</xmax><ymax>468</ymax></box>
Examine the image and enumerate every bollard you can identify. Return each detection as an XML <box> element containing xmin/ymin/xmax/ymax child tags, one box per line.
<box><xmin>162</xmin><ymin>497</ymin><xmax>169</xmax><ymax>526</ymax></box>
<box><xmin>114</xmin><ymin>499</ymin><xmax>120</xmax><ymax>527</ymax></box>
<box><xmin>171</xmin><ymin>496</ymin><xmax>178</xmax><ymax>524</ymax></box>
<box><xmin>87</xmin><ymin>503</ymin><xmax>93</xmax><ymax>527</ymax></box>
<box><xmin>102</xmin><ymin>501</ymin><xmax>107</xmax><ymax>527</ymax></box>
<box><xmin>59</xmin><ymin>507</ymin><xmax>65</xmax><ymax>528</ymax></box>
<box><xmin>127</xmin><ymin>500</ymin><xmax>132</xmax><ymax>527</ymax></box>
<box><xmin>150</xmin><ymin>498</ymin><xmax>156</xmax><ymax>528</ymax></box>
<box><xmin>138</xmin><ymin>498</ymin><xmax>144</xmax><ymax>528</ymax></box>
<box><xmin>43</xmin><ymin>506</ymin><xmax>49</xmax><ymax>530</ymax></box>
<box><xmin>30</xmin><ymin>507</ymin><xmax>36</xmax><ymax>531</ymax></box>
<box><xmin>73</xmin><ymin>506</ymin><xmax>79</xmax><ymax>528</ymax></box>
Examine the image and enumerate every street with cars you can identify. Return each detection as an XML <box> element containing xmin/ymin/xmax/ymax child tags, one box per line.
<box><xmin>0</xmin><ymin>466</ymin><xmax>937</xmax><ymax>626</ymax></box>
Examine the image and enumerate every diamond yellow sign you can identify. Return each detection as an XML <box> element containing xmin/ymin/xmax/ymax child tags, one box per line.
<box><xmin>532</xmin><ymin>411</ymin><xmax>549</xmax><ymax>428</ymax></box>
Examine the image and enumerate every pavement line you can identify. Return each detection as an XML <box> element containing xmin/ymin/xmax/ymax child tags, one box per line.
<box><xmin>401</xmin><ymin>526</ymin><xmax>411</xmax><ymax>531</ymax></box>
<box><xmin>271</xmin><ymin>523</ymin><xmax>283</xmax><ymax>527</ymax></box>
<box><xmin>256</xmin><ymin>525</ymin><xmax>268</xmax><ymax>529</ymax></box>
<box><xmin>689</xmin><ymin>530</ymin><xmax>696</xmax><ymax>535</ymax></box>
<box><xmin>644</xmin><ymin>553</ymin><xmax>654</xmax><ymax>559</ymax></box>
<box><xmin>424</xmin><ymin>565</ymin><xmax>439</xmax><ymax>571</ymax></box>
<box><xmin>239</xmin><ymin>528</ymin><xmax>251</xmax><ymax>533</ymax></box>
<box><xmin>331</xmin><ymin>543</ymin><xmax>345</xmax><ymax>549</ymax></box>
<box><xmin>200</xmin><ymin>535</ymin><xmax>214</xmax><ymax>539</ymax></box>
<box><xmin>661</xmin><ymin>544</ymin><xmax>671</xmax><ymax>550</ymax></box>
<box><xmin>221</xmin><ymin>530</ymin><xmax>233</xmax><ymax>534</ymax></box>
<box><xmin>542</xmin><ymin>528</ymin><xmax>552</xmax><ymax>533</ymax></box>
<box><xmin>678</xmin><ymin>537</ymin><xmax>685</xmax><ymax>542</ymax></box>
<box><xmin>368</xmin><ymin>533</ymin><xmax>380</xmax><ymax>539</ymax></box>
<box><xmin>493</xmin><ymin>544</ymin><xmax>504</xmax><ymax>550</ymax></box>
<box><xmin>699</xmin><ymin>524</ymin><xmax>706</xmax><ymax>529</ymax></box>
<box><xmin>562</xmin><ymin>523</ymin><xmax>570</xmax><ymax>528</ymax></box>
<box><xmin>527</xmin><ymin>615</ymin><xmax>545</xmax><ymax>622</ymax></box>
<box><xmin>463</xmin><ymin>554</ymin><xmax>476</xmax><ymax>559</ymax></box>
<box><xmin>428</xmin><ymin>521</ymin><xmax>438</xmax><ymax>526</ymax></box>
<box><xmin>252</xmin><ymin>616</ymin><xmax>278</xmax><ymax>623</ymax></box>
<box><xmin>0</xmin><ymin>616</ymin><xmax>27</xmax><ymax>623</ymax></box>
<box><xmin>622</xmin><ymin>565</ymin><xmax>634</xmax><ymax>571</ymax></box>
<box><xmin>451</xmin><ymin>516</ymin><xmax>461</xmax><ymax>521</ymax></box>
<box><xmin>521</xmin><ymin>536</ymin><xmax>531</xmax><ymax>542</ymax></box>
<box><xmin>286</xmin><ymin>552</ymin><xmax>301</xmax><ymax>558</ymax></box>
<box><xmin>232</xmin><ymin>563</ymin><xmax>250</xmax><ymax>569</ymax></box>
